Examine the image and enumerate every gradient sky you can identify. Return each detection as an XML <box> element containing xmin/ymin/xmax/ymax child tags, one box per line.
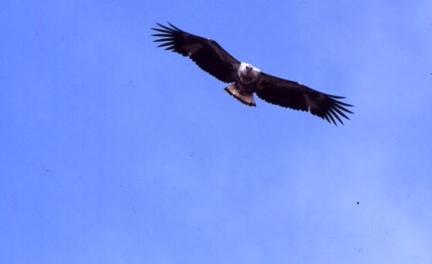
<box><xmin>1</xmin><ymin>0</ymin><xmax>432</xmax><ymax>263</ymax></box>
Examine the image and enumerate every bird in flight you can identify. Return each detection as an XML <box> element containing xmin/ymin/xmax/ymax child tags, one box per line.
<box><xmin>152</xmin><ymin>23</ymin><xmax>353</xmax><ymax>125</ymax></box>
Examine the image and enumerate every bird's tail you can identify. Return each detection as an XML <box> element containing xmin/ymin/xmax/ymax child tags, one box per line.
<box><xmin>224</xmin><ymin>83</ymin><xmax>256</xmax><ymax>106</ymax></box>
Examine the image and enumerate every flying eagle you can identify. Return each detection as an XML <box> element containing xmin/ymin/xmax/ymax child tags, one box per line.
<box><xmin>152</xmin><ymin>23</ymin><xmax>353</xmax><ymax>125</ymax></box>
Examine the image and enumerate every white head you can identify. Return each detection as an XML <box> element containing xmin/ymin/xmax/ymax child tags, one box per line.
<box><xmin>238</xmin><ymin>62</ymin><xmax>261</xmax><ymax>84</ymax></box>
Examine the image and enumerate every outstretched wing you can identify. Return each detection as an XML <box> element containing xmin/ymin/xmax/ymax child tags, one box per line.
<box><xmin>152</xmin><ymin>23</ymin><xmax>240</xmax><ymax>83</ymax></box>
<box><xmin>256</xmin><ymin>73</ymin><xmax>353</xmax><ymax>125</ymax></box>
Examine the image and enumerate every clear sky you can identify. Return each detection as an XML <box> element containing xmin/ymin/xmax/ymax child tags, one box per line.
<box><xmin>1</xmin><ymin>0</ymin><xmax>432</xmax><ymax>263</ymax></box>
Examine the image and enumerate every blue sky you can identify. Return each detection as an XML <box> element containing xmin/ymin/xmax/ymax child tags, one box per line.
<box><xmin>1</xmin><ymin>0</ymin><xmax>432</xmax><ymax>263</ymax></box>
